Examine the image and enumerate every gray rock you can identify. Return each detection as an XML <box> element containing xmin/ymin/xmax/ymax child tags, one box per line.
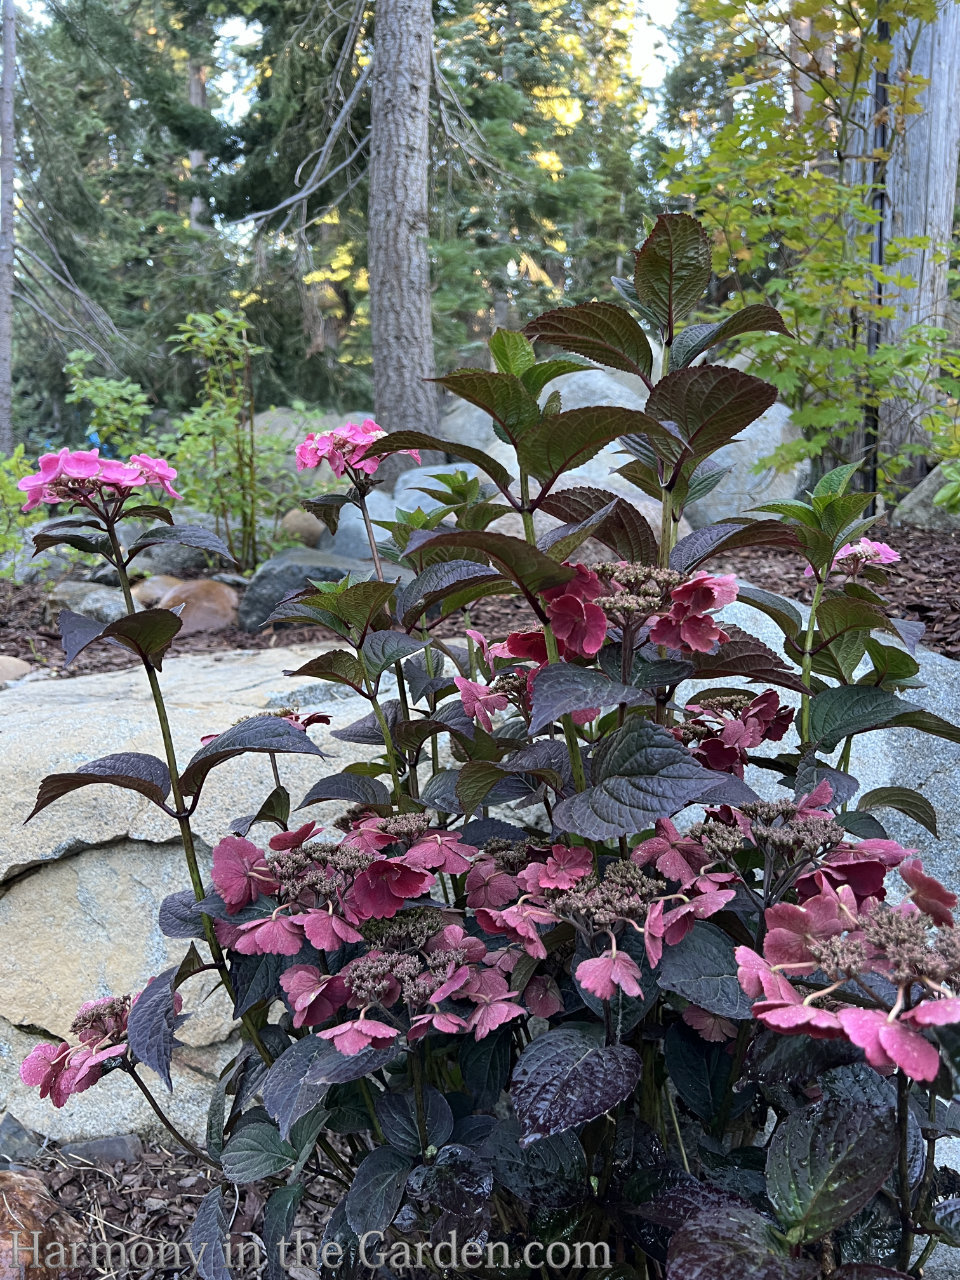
<box><xmin>237</xmin><ymin>547</ymin><xmax>351</xmax><ymax>631</ymax></box>
<box><xmin>134</xmin><ymin>508</ymin><xmax>224</xmax><ymax>576</ymax></box>
<box><xmin>892</xmin><ymin>464</ymin><xmax>956</xmax><ymax>533</ymax></box>
<box><xmin>0</xmin><ymin>1111</ymin><xmax>41</xmax><ymax>1163</ymax></box>
<box><xmin>75</xmin><ymin>586</ymin><xmax>131</xmax><ymax>624</ymax></box>
<box><xmin>45</xmin><ymin>580</ymin><xmax>101</xmax><ymax>616</ymax></box>
<box><xmin>683</xmin><ymin>402</ymin><xmax>808</xmax><ymax>529</ymax></box>
<box><xmin>60</xmin><ymin>1133</ymin><xmax>144</xmax><ymax>1166</ymax></box>
<box><xmin>331</xmin><ymin>487</ymin><xmax>396</xmax><ymax>560</ymax></box>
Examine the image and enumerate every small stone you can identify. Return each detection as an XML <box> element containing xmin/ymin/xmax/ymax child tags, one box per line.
<box><xmin>60</xmin><ymin>1133</ymin><xmax>144</xmax><ymax>1166</ymax></box>
<box><xmin>893</xmin><ymin>465</ymin><xmax>956</xmax><ymax>533</ymax></box>
<box><xmin>331</xmin><ymin>487</ymin><xmax>396</xmax><ymax>559</ymax></box>
<box><xmin>131</xmin><ymin>574</ymin><xmax>184</xmax><ymax>607</ymax></box>
<box><xmin>157</xmin><ymin>579</ymin><xmax>239</xmax><ymax>634</ymax></box>
<box><xmin>0</xmin><ymin>657</ymin><xmax>31</xmax><ymax>685</ymax></box>
<box><xmin>76</xmin><ymin>586</ymin><xmax>132</xmax><ymax>624</ymax></box>
<box><xmin>280</xmin><ymin>507</ymin><xmax>333</xmax><ymax>548</ymax></box>
<box><xmin>45</xmin><ymin>579</ymin><xmax>100</xmax><ymax>617</ymax></box>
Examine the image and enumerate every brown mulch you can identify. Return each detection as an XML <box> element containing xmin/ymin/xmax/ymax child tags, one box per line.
<box><xmin>2</xmin><ymin>524</ymin><xmax>959</xmax><ymax>679</ymax></box>
<box><xmin>20</xmin><ymin>1140</ymin><xmax>334</xmax><ymax>1279</ymax></box>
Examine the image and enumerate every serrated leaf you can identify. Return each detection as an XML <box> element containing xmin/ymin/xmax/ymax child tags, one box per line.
<box><xmin>179</xmin><ymin>715</ymin><xmax>326</xmax><ymax>798</ymax></box>
<box><xmin>809</xmin><ymin>686</ymin><xmax>914</xmax><ymax>753</ymax></box>
<box><xmin>301</xmin><ymin>492</ymin><xmax>357</xmax><ymax>535</ymax></box>
<box><xmin>664</xmin><ymin>1022</ymin><xmax>755</xmax><ymax>1124</ymax></box>
<box><xmin>482</xmin><ymin>1120</ymin><xmax>588</xmax><ymax>1207</ymax></box>
<box><xmin>367</xmin><ymin>428</ymin><xmax>514</xmax><ymax>492</ymax></box>
<box><xmin>297</xmin><ymin>773</ymin><xmax>391</xmax><ymax>810</ymax></box>
<box><xmin>524</xmin><ymin>301</ymin><xmax>654</xmax><ymax>380</ymax></box>
<box><xmin>127</xmin><ymin>964</ymin><xmax>185</xmax><ymax>1091</ymax></box>
<box><xmin>528</xmin><ymin>663</ymin><xmax>648</xmax><ymax>735</ymax></box>
<box><xmin>159</xmin><ymin>888</ymin><xmax>206</xmax><ymax>940</ymax></box>
<box><xmin>375</xmin><ymin>1087</ymin><xmax>454</xmax><ymax>1157</ymax></box>
<box><xmin>666</xmin><ymin>1202</ymin><xmax>817</xmax><ymax>1280</ymax></box>
<box><xmin>489</xmin><ymin>327</ymin><xmax>536</xmax><ymax>375</ymax></box>
<box><xmin>229</xmin><ymin>784</ymin><xmax>291</xmax><ymax>838</ymax></box>
<box><xmin>519</xmin><ymin>406</ymin><xmax>667</xmax><ymax>494</ymax></box>
<box><xmin>766</xmin><ymin>1098</ymin><xmax>898</xmax><ymax>1241</ymax></box>
<box><xmin>404</xmin><ymin>528</ymin><xmax>575</xmax><ymax>603</ymax></box>
<box><xmin>262</xmin><ymin>1037</ymin><xmax>397</xmax><ymax>1140</ymax></box>
<box><xmin>887</xmin><ymin>708</ymin><xmax>960</xmax><ymax>743</ymax></box>
<box><xmin>189</xmin><ymin>1188</ymin><xmax>232</xmax><ymax>1280</ymax></box>
<box><xmin>645</xmin><ymin>365</ymin><xmax>778</xmax><ymax>462</ymax></box>
<box><xmin>360</xmin><ymin>631</ymin><xmax>426</xmax><ymax>679</ymax></box>
<box><xmin>538</xmin><ymin>486</ymin><xmax>658</xmax><ymax>564</ymax></box>
<box><xmin>262</xmin><ymin>1185</ymin><xmax>303</xmax><ymax>1280</ymax></box>
<box><xmin>406</xmin><ymin>1142</ymin><xmax>494</xmax><ymax>1219</ymax></box>
<box><xmin>670</xmin><ymin>520</ymin><xmax>799</xmax><ymax>572</ymax></box>
<box><xmin>511</xmin><ymin>1026</ymin><xmax>641</xmax><ymax>1145</ymax></box>
<box><xmin>552</xmin><ymin>718</ymin><xmax>712</xmax><ymax>839</ymax></box>
<box><xmin>220</xmin><ymin>1122</ymin><xmax>296</xmax><ymax>1183</ymax></box>
<box><xmin>813</xmin><ymin>463</ymin><xmax>860</xmax><ymax>499</ymax></box>
<box><xmin>633</xmin><ymin>213</ymin><xmax>712</xmax><ymax>335</ymax></box>
<box><xmin>26</xmin><ymin>752</ymin><xmax>171</xmax><ymax>821</ymax></box>
<box><xmin>691</xmin><ymin>625</ymin><xmax>808</xmax><ymax>694</ymax></box>
<box><xmin>126</xmin><ymin>523</ymin><xmax>237</xmax><ymax>566</ymax></box>
<box><xmin>669</xmin><ymin>303</ymin><xmax>790</xmax><ymax>369</ymax></box>
<box><xmin>433</xmin><ymin>369</ymin><xmax>541</xmax><ymax>444</ymax></box>
<box><xmin>284</xmin><ymin>648</ymin><xmax>367</xmax><ymax>693</ymax></box>
<box><xmin>519</xmin><ymin>357</ymin><xmax>591</xmax><ymax>398</ymax></box>
<box><xmin>344</xmin><ymin>1145</ymin><xmax>413</xmax><ymax>1235</ymax></box>
<box><xmin>658</xmin><ymin>922</ymin><xmax>753</xmax><ymax>1019</ymax></box>
<box><xmin>395</xmin><ymin>559</ymin><xmax>501</xmax><ymax>627</ymax></box>
<box><xmin>735</xmin><ymin>583</ymin><xmax>804</xmax><ymax>639</ymax></box>
<box><xmin>856</xmin><ymin>786</ymin><xmax>938</xmax><ymax>836</ymax></box>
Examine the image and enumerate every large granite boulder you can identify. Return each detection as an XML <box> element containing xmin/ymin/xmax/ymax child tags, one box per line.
<box><xmin>236</xmin><ymin>546</ymin><xmax>352</xmax><ymax>631</ymax></box>
<box><xmin>892</xmin><ymin>464</ymin><xmax>957</xmax><ymax>533</ymax></box>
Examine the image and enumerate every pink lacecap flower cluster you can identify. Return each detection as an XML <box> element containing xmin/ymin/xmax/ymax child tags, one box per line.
<box><xmin>679</xmin><ymin>690</ymin><xmax>793</xmax><ymax>779</ymax></box>
<box><xmin>804</xmin><ymin>537</ymin><xmax>900</xmax><ymax>579</ymax></box>
<box><xmin>19</xmin><ymin>985</ymin><xmax>180</xmax><ymax>1107</ymax></box>
<box><xmin>204</xmin><ymin>806</ymin><xmax>745</xmax><ymax>1056</ymax></box>
<box><xmin>736</xmin><ymin>814</ymin><xmax>960</xmax><ymax>1081</ymax></box>
<box><xmin>18</xmin><ymin>449</ymin><xmax>182</xmax><ymax>512</ymax></box>
<box><xmin>295</xmin><ymin>418</ymin><xmax>420</xmax><ymax>479</ymax></box>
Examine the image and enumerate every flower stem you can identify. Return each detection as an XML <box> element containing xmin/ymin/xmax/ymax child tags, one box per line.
<box><xmin>124</xmin><ymin>1064</ymin><xmax>216</xmax><ymax>1166</ymax></box>
<box><xmin>799</xmin><ymin>578</ymin><xmax>826</xmax><ymax>744</ymax></box>
<box><xmin>543</xmin><ymin>624</ymin><xmax>588</xmax><ymax>793</ymax></box>
<box><xmin>659</xmin><ymin>487</ymin><xmax>674</xmax><ymax>570</ymax></box>
<box><xmin>896</xmin><ymin>1069</ymin><xmax>915</xmax><ymax>1270</ymax></box>
<box><xmin>357</xmin><ymin>490</ymin><xmax>385</xmax><ymax>581</ymax></box>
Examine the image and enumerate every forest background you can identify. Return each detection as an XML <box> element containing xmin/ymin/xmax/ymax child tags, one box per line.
<box><xmin>1</xmin><ymin>0</ymin><xmax>959</xmax><ymax>504</ymax></box>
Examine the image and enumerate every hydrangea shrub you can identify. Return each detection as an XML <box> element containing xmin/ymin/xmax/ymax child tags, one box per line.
<box><xmin>20</xmin><ymin>214</ymin><xmax>960</xmax><ymax>1279</ymax></box>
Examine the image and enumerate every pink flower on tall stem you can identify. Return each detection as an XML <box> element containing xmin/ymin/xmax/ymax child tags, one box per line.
<box><xmin>648</xmin><ymin>571</ymin><xmax>738</xmax><ymax>654</ymax></box>
<box><xmin>295</xmin><ymin>418</ymin><xmax>419</xmax><ymax>479</ymax></box>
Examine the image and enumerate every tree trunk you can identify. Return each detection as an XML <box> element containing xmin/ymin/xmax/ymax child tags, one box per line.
<box><xmin>187</xmin><ymin>56</ymin><xmax>207</xmax><ymax>229</ymax></box>
<box><xmin>368</xmin><ymin>0</ymin><xmax>440</xmax><ymax>479</ymax></box>
<box><xmin>880</xmin><ymin>1</ymin><xmax>960</xmax><ymax>475</ymax></box>
<box><xmin>0</xmin><ymin>0</ymin><xmax>15</xmax><ymax>455</ymax></box>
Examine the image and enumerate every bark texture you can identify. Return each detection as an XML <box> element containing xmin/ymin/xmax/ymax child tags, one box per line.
<box><xmin>0</xmin><ymin>0</ymin><xmax>15</xmax><ymax>455</ymax></box>
<box><xmin>880</xmin><ymin>2</ymin><xmax>960</xmax><ymax>465</ymax></box>
<box><xmin>368</xmin><ymin>0</ymin><xmax>440</xmax><ymax>474</ymax></box>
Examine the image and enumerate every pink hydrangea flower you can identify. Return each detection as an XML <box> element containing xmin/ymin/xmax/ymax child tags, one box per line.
<box><xmin>900</xmin><ymin>859</ymin><xmax>957</xmax><ymax>927</ymax></box>
<box><xmin>454</xmin><ymin>676</ymin><xmax>509</xmax><ymax>733</ymax></box>
<box><xmin>576</xmin><ymin>949</ymin><xmax>644</xmax><ymax>1001</ymax></box>
<box><xmin>301</xmin><ymin>908</ymin><xmax>363</xmax><ymax>952</ymax></box>
<box><xmin>279</xmin><ymin>967</ymin><xmax>349</xmax><ymax>1028</ymax></box>
<box><xmin>805</xmin><ymin>538</ymin><xmax>900</xmax><ymax>579</ymax></box>
<box><xmin>683</xmin><ymin>1005</ymin><xmax>737</xmax><ymax>1042</ymax></box>
<box><xmin>129</xmin><ymin>453</ymin><xmax>183</xmax><ymax>500</ymax></box>
<box><xmin>268</xmin><ymin>822</ymin><xmax>321</xmax><ymax>852</ymax></box>
<box><xmin>229</xmin><ymin>913</ymin><xmax>305</xmax><ymax>955</ymax></box>
<box><xmin>18</xmin><ymin>447</ymin><xmax>183</xmax><ymax>512</ymax></box>
<box><xmin>837</xmin><ymin>1007</ymin><xmax>940</xmax><ymax>1081</ymax></box>
<box><xmin>632</xmin><ymin>819</ymin><xmax>707</xmax><ymax>889</ymax></box>
<box><xmin>524</xmin><ymin>974</ymin><xmax>564</xmax><ymax>1017</ymax></box>
<box><xmin>544</xmin><ymin>595</ymin><xmax>608</xmax><ymax>657</ymax></box>
<box><xmin>295</xmin><ymin>418</ymin><xmax>419</xmax><ymax>479</ymax></box>
<box><xmin>408</xmin><ymin>1010</ymin><xmax>468</xmax><ymax>1041</ymax></box>
<box><xmin>518</xmin><ymin>844</ymin><xmax>592</xmax><ymax>893</ymax></box>
<box><xmin>648</xmin><ymin>571</ymin><xmax>738</xmax><ymax>654</ymax></box>
<box><xmin>465</xmin><ymin>858</ymin><xmax>517</xmax><ymax>910</ymax></box>
<box><xmin>20</xmin><ymin>1042</ymin><xmax>82</xmax><ymax>1108</ymax></box>
<box><xmin>405</xmin><ymin>831</ymin><xmax>474</xmax><ymax>875</ymax></box>
<box><xmin>350</xmin><ymin>859</ymin><xmax>434</xmax><ymax>920</ymax></box>
<box><xmin>460</xmin><ymin>970</ymin><xmax>526</xmax><ymax>1039</ymax></box>
<box><xmin>318</xmin><ymin>1014</ymin><xmax>401</xmax><ymax>1055</ymax></box>
<box><xmin>211</xmin><ymin>836</ymin><xmax>280</xmax><ymax>913</ymax></box>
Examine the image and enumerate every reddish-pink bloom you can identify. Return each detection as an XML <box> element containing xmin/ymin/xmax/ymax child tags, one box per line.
<box><xmin>762</xmin><ymin>890</ymin><xmax>847</xmax><ymax>974</ymax></box>
<box><xmin>900</xmin><ymin>859</ymin><xmax>957</xmax><ymax>927</ymax></box>
<box><xmin>683</xmin><ymin>1005</ymin><xmax>737</xmax><ymax>1042</ymax></box>
<box><xmin>129</xmin><ymin>453</ymin><xmax>183</xmax><ymax>500</ymax></box>
<box><xmin>296</xmin><ymin>419</ymin><xmax>419</xmax><ymax>479</ymax></box>
<box><xmin>280</xmin><ymin>967</ymin><xmax>349</xmax><ymax>1027</ymax></box>
<box><xmin>501</xmin><ymin>630</ymin><xmax>552</xmax><ymax>664</ymax></box>
<box><xmin>454</xmin><ymin>676</ymin><xmax>509</xmax><ymax>733</ymax></box>
<box><xmin>632</xmin><ymin>819</ymin><xmax>706</xmax><ymax>888</ymax></box>
<box><xmin>644</xmin><ymin>890</ymin><xmax>736</xmax><ymax>967</ymax></box>
<box><xmin>806</xmin><ymin>538</ymin><xmax>900</xmax><ymax>579</ymax></box>
<box><xmin>837</xmin><ymin>1008</ymin><xmax>940</xmax><ymax>1081</ymax></box>
<box><xmin>318</xmin><ymin>1015</ymin><xmax>401</xmax><ymax>1056</ymax></box>
<box><xmin>20</xmin><ymin>1042</ymin><xmax>81</xmax><ymax>1108</ymax></box>
<box><xmin>211</xmin><ymin>836</ymin><xmax>280</xmax><ymax>912</ymax></box>
<box><xmin>351</xmin><ymin>859</ymin><xmax>434</xmax><ymax>920</ymax></box>
<box><xmin>518</xmin><ymin>844</ymin><xmax>592</xmax><ymax>893</ymax></box>
<box><xmin>476</xmin><ymin>903</ymin><xmax>554</xmax><ymax>959</ymax></box>
<box><xmin>683</xmin><ymin>691</ymin><xmax>793</xmax><ymax>778</ymax></box>
<box><xmin>408</xmin><ymin>1010</ymin><xmax>468</xmax><ymax>1041</ymax></box>
<box><xmin>405</xmin><ymin>831</ymin><xmax>473</xmax><ymax>874</ymax></box>
<box><xmin>269</xmin><ymin>822</ymin><xmax>320</xmax><ymax>851</ymax></box>
<box><xmin>544</xmin><ymin>595</ymin><xmax>608</xmax><ymax>657</ymax></box>
<box><xmin>576</xmin><ymin>949</ymin><xmax>644</xmax><ymax>1001</ymax></box>
<box><xmin>230</xmin><ymin>914</ymin><xmax>304</xmax><ymax>956</ymax></box>
<box><xmin>70</xmin><ymin>1043</ymin><xmax>127</xmax><ymax>1092</ymax></box>
<box><xmin>465</xmin><ymin>858</ymin><xmax>518</xmax><ymax>909</ymax></box>
<box><xmin>648</xmin><ymin>571</ymin><xmax>738</xmax><ymax>654</ymax></box>
<box><xmin>424</xmin><ymin>923</ymin><xmax>487</xmax><ymax>963</ymax></box>
<box><xmin>460</xmin><ymin>970</ymin><xmax>526</xmax><ymax>1039</ymax></box>
<box><xmin>903</xmin><ymin>997</ymin><xmax>960</xmax><ymax>1028</ymax></box>
<box><xmin>343</xmin><ymin>815</ymin><xmax>396</xmax><ymax>855</ymax></box>
<box><xmin>301</xmin><ymin>909</ymin><xmax>363</xmax><ymax>951</ymax></box>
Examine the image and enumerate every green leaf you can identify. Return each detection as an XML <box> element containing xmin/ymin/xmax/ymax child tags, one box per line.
<box><xmin>751</xmin><ymin>499</ymin><xmax>821</xmax><ymax>529</ymax></box>
<box><xmin>669</xmin><ymin>303</ymin><xmax>790</xmax><ymax>369</ymax></box>
<box><xmin>360</xmin><ymin>631</ymin><xmax>426</xmax><ymax>679</ymax></box>
<box><xmin>284</xmin><ymin>648</ymin><xmax>368</xmax><ymax>694</ymax></box>
<box><xmin>518</xmin><ymin>406</ymin><xmax>665</xmax><ymax>494</ymax></box>
<box><xmin>511</xmin><ymin>1026</ymin><xmax>642</xmax><ymax>1145</ymax></box>
<box><xmin>433</xmin><ymin>369</ymin><xmax>541</xmax><ymax>444</ymax></box>
<box><xmin>262</xmin><ymin>1185</ymin><xmax>303</xmax><ymax>1280</ymax></box>
<box><xmin>519</xmin><ymin>357</ymin><xmax>591</xmax><ymax>398</ymax></box>
<box><xmin>857</xmin><ymin>786</ymin><xmax>938</xmax><ymax>836</ymax></box>
<box><xmin>766</xmin><ymin>1098</ymin><xmax>898</xmax><ymax>1241</ymax></box>
<box><xmin>887</xmin><ymin>708</ymin><xmax>960</xmax><ymax>744</ymax></box>
<box><xmin>220</xmin><ymin>1122</ymin><xmax>295</xmax><ymax>1183</ymax></box>
<box><xmin>633</xmin><ymin>212</ymin><xmax>712</xmax><ymax>336</ymax></box>
<box><xmin>524</xmin><ymin>301</ymin><xmax>654</xmax><ymax>380</ymax></box>
<box><xmin>375</xmin><ymin>1088</ymin><xmax>454</xmax><ymax>1157</ymax></box>
<box><xmin>808</xmin><ymin>686</ymin><xmax>915</xmax><ymax>753</ymax></box>
<box><xmin>489</xmin><ymin>327</ymin><xmax>536</xmax><ymax>376</ymax></box>
<box><xmin>366</xmin><ymin>428</ymin><xmax>515</xmax><ymax>493</ymax></box>
<box><xmin>815</xmin><ymin>595</ymin><xmax>902</xmax><ymax>644</ymax></box>
<box><xmin>812</xmin><ymin>463</ymin><xmax>860</xmax><ymax>499</ymax></box>
<box><xmin>553</xmin><ymin>718</ymin><xmax>712</xmax><ymax>839</ymax></box>
<box><xmin>735</xmin><ymin>583</ymin><xmax>804</xmax><ymax>639</ymax></box>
